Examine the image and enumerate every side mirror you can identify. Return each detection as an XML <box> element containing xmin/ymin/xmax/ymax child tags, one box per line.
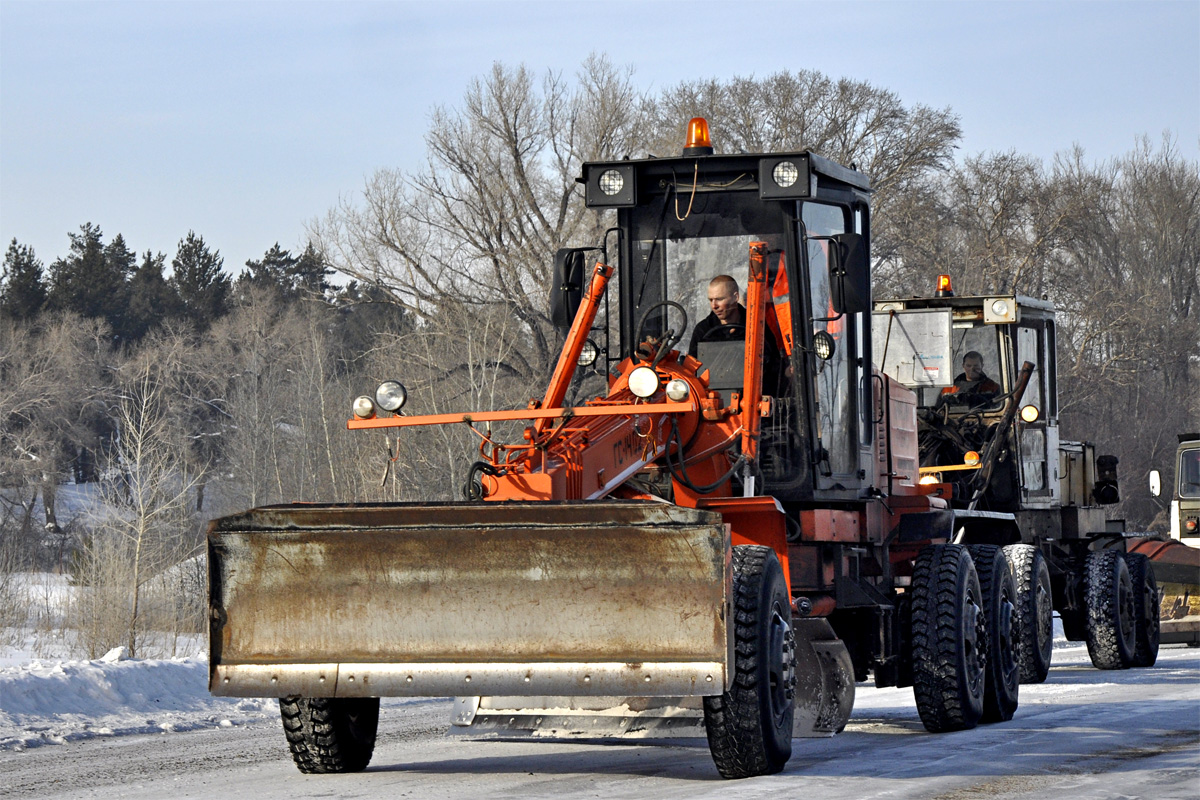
<box><xmin>828</xmin><ymin>231</ymin><xmax>870</xmax><ymax>316</ymax></box>
<box><xmin>1149</xmin><ymin>469</ymin><xmax>1162</xmax><ymax>498</ymax></box>
<box><xmin>550</xmin><ymin>248</ymin><xmax>589</xmax><ymax>330</ymax></box>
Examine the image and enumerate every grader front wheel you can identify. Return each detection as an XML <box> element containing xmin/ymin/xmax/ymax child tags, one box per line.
<box><xmin>1126</xmin><ymin>553</ymin><xmax>1161</xmax><ymax>667</ymax></box>
<box><xmin>280</xmin><ymin>696</ymin><xmax>380</xmax><ymax>774</ymax></box>
<box><xmin>703</xmin><ymin>545</ymin><xmax>796</xmax><ymax>779</ymax></box>
<box><xmin>1003</xmin><ymin>543</ymin><xmax>1054</xmax><ymax>683</ymax></box>
<box><xmin>1085</xmin><ymin>550</ymin><xmax>1136</xmax><ymax>670</ymax></box>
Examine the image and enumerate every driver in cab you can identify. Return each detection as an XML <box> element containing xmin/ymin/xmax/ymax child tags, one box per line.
<box><xmin>938</xmin><ymin>350</ymin><xmax>1000</xmax><ymax>405</ymax></box>
<box><xmin>688</xmin><ymin>275</ymin><xmax>745</xmax><ymax>356</ymax></box>
<box><xmin>688</xmin><ymin>274</ymin><xmax>782</xmax><ymax>393</ymax></box>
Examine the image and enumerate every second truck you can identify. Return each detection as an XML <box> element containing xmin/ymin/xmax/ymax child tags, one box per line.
<box><xmin>207</xmin><ymin>118</ymin><xmax>1160</xmax><ymax>779</ymax></box>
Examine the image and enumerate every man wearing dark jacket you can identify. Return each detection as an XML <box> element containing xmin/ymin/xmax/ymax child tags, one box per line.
<box><xmin>688</xmin><ymin>275</ymin><xmax>782</xmax><ymax>393</ymax></box>
<box><xmin>939</xmin><ymin>350</ymin><xmax>1001</xmax><ymax>402</ymax></box>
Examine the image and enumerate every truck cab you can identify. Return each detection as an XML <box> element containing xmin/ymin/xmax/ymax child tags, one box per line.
<box><xmin>871</xmin><ymin>281</ymin><xmax>1117</xmax><ymax>532</ymax></box>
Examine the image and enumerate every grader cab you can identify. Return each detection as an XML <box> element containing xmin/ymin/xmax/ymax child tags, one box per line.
<box><xmin>210</xmin><ymin>120</ymin><xmax>1028</xmax><ymax>779</ymax></box>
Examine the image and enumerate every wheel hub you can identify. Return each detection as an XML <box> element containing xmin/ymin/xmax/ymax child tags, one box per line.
<box><xmin>767</xmin><ymin>607</ymin><xmax>795</xmax><ymax>726</ymax></box>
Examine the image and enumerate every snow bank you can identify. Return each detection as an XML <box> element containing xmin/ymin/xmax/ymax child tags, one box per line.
<box><xmin>0</xmin><ymin>652</ymin><xmax>276</xmax><ymax>750</ymax></box>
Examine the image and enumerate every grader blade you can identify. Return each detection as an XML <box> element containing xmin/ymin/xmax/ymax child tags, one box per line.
<box><xmin>449</xmin><ymin>618</ymin><xmax>856</xmax><ymax>740</ymax></box>
<box><xmin>450</xmin><ymin>695</ymin><xmax>706</xmax><ymax>738</ymax></box>
<box><xmin>208</xmin><ymin>501</ymin><xmax>731</xmax><ymax>699</ymax></box>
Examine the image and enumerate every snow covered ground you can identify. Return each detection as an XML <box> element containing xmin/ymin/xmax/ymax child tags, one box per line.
<box><xmin>0</xmin><ymin>572</ymin><xmax>275</xmax><ymax>751</ymax></box>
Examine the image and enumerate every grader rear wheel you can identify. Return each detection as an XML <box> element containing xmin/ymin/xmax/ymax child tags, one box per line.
<box><xmin>910</xmin><ymin>544</ymin><xmax>985</xmax><ymax>732</ymax></box>
<box><xmin>1003</xmin><ymin>544</ymin><xmax>1054</xmax><ymax>683</ymax></box>
<box><xmin>703</xmin><ymin>545</ymin><xmax>795</xmax><ymax>778</ymax></box>
<box><xmin>968</xmin><ymin>545</ymin><xmax>1019</xmax><ymax>723</ymax></box>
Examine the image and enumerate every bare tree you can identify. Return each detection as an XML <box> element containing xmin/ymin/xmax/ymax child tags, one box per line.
<box><xmin>310</xmin><ymin>57</ymin><xmax>642</xmax><ymax>387</ymax></box>
<box><xmin>72</xmin><ymin>335</ymin><xmax>205</xmax><ymax>657</ymax></box>
<box><xmin>876</xmin><ymin>151</ymin><xmax>1072</xmax><ymax>297</ymax></box>
<box><xmin>1048</xmin><ymin>136</ymin><xmax>1200</xmax><ymax>527</ymax></box>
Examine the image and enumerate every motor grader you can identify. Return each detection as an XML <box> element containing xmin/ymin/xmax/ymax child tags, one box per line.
<box><xmin>872</xmin><ymin>284</ymin><xmax>1164</xmax><ymax>677</ymax></box>
<box><xmin>208</xmin><ymin>119</ymin><xmax>1022</xmax><ymax>779</ymax></box>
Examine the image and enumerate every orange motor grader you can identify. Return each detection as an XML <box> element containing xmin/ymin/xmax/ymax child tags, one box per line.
<box><xmin>207</xmin><ymin>119</ymin><xmax>1021</xmax><ymax>779</ymax></box>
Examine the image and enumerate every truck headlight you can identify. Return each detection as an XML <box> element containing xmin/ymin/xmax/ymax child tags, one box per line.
<box><xmin>352</xmin><ymin>396</ymin><xmax>376</xmax><ymax>419</ymax></box>
<box><xmin>578</xmin><ymin>339</ymin><xmax>600</xmax><ymax>367</ymax></box>
<box><xmin>772</xmin><ymin>161</ymin><xmax>799</xmax><ymax>188</ymax></box>
<box><xmin>665</xmin><ymin>378</ymin><xmax>689</xmax><ymax>402</ymax></box>
<box><xmin>628</xmin><ymin>366</ymin><xmax>660</xmax><ymax>398</ymax></box>
<box><xmin>813</xmin><ymin>331</ymin><xmax>835</xmax><ymax>360</ymax></box>
<box><xmin>375</xmin><ymin>381</ymin><xmax>408</xmax><ymax>412</ymax></box>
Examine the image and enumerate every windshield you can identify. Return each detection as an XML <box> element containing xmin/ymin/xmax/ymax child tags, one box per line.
<box><xmin>627</xmin><ymin>193</ymin><xmax>788</xmax><ymax>355</ymax></box>
<box><xmin>1180</xmin><ymin>446</ymin><xmax>1200</xmax><ymax>499</ymax></box>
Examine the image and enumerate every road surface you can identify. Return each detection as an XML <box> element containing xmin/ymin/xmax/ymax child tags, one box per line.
<box><xmin>3</xmin><ymin>642</ymin><xmax>1197</xmax><ymax>800</ymax></box>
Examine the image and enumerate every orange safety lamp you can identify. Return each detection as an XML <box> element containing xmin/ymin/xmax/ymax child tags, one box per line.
<box><xmin>683</xmin><ymin>117</ymin><xmax>714</xmax><ymax>156</ymax></box>
<box><xmin>935</xmin><ymin>273</ymin><xmax>954</xmax><ymax>297</ymax></box>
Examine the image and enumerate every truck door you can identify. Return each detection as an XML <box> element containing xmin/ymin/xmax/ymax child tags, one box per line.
<box><xmin>1015</xmin><ymin>320</ymin><xmax>1059</xmax><ymax>508</ymax></box>
<box><xmin>803</xmin><ymin>202</ymin><xmax>865</xmax><ymax>491</ymax></box>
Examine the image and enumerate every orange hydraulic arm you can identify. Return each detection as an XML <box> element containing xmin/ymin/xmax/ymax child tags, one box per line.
<box><xmin>536</xmin><ymin>261</ymin><xmax>613</xmax><ymax>436</ymax></box>
<box><xmin>739</xmin><ymin>242</ymin><xmax>769</xmax><ymax>484</ymax></box>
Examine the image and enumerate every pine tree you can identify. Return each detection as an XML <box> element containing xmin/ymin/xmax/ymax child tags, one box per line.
<box><xmin>48</xmin><ymin>223</ymin><xmax>107</xmax><ymax>317</ymax></box>
<box><xmin>239</xmin><ymin>242</ymin><xmax>298</xmax><ymax>298</ymax></box>
<box><xmin>171</xmin><ymin>231</ymin><xmax>230</xmax><ymax>331</ymax></box>
<box><xmin>1</xmin><ymin>238</ymin><xmax>47</xmax><ymax>321</ymax></box>
<box><xmin>292</xmin><ymin>243</ymin><xmax>333</xmax><ymax>298</ymax></box>
<box><xmin>44</xmin><ymin>224</ymin><xmax>132</xmax><ymax>332</ymax></box>
<box><xmin>102</xmin><ymin>234</ymin><xmax>136</xmax><ymax>337</ymax></box>
<box><xmin>125</xmin><ymin>251</ymin><xmax>183</xmax><ymax>341</ymax></box>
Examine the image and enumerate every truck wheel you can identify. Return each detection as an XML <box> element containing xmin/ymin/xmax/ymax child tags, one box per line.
<box><xmin>910</xmin><ymin>544</ymin><xmax>985</xmax><ymax>732</ymax></box>
<box><xmin>968</xmin><ymin>545</ymin><xmax>1020</xmax><ymax>722</ymax></box>
<box><xmin>1084</xmin><ymin>550</ymin><xmax>1136</xmax><ymax>670</ymax></box>
<box><xmin>704</xmin><ymin>545</ymin><xmax>795</xmax><ymax>778</ymax></box>
<box><xmin>279</xmin><ymin>696</ymin><xmax>380</xmax><ymax>773</ymax></box>
<box><xmin>1002</xmin><ymin>544</ymin><xmax>1054</xmax><ymax>683</ymax></box>
<box><xmin>1125</xmin><ymin>553</ymin><xmax>1160</xmax><ymax>667</ymax></box>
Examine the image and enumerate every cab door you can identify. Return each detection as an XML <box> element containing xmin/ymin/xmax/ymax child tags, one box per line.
<box><xmin>802</xmin><ymin>202</ymin><xmax>867</xmax><ymax>493</ymax></box>
<box><xmin>1015</xmin><ymin>318</ymin><xmax>1060</xmax><ymax>508</ymax></box>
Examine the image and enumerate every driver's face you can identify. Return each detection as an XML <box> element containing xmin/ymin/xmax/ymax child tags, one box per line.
<box><xmin>708</xmin><ymin>283</ymin><xmax>739</xmax><ymax>324</ymax></box>
<box><xmin>963</xmin><ymin>357</ymin><xmax>984</xmax><ymax>381</ymax></box>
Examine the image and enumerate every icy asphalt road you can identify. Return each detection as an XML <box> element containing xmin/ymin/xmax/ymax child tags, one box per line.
<box><xmin>2</xmin><ymin>642</ymin><xmax>1197</xmax><ymax>800</ymax></box>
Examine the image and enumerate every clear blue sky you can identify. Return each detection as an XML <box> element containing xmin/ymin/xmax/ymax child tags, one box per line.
<box><xmin>2</xmin><ymin>0</ymin><xmax>1197</xmax><ymax>276</ymax></box>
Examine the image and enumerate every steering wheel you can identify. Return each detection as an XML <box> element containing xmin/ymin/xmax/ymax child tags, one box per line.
<box><xmin>634</xmin><ymin>301</ymin><xmax>689</xmax><ymax>366</ymax></box>
<box><xmin>698</xmin><ymin>323</ymin><xmax>745</xmax><ymax>342</ymax></box>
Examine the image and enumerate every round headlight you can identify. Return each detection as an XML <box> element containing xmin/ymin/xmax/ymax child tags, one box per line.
<box><xmin>628</xmin><ymin>366</ymin><xmax>660</xmax><ymax>398</ymax></box>
<box><xmin>919</xmin><ymin>473</ymin><xmax>940</xmax><ymax>485</ymax></box>
<box><xmin>773</xmin><ymin>161</ymin><xmax>799</xmax><ymax>188</ymax></box>
<box><xmin>352</xmin><ymin>396</ymin><xmax>376</xmax><ymax>419</ymax></box>
<box><xmin>375</xmin><ymin>381</ymin><xmax>408</xmax><ymax>413</ymax></box>
<box><xmin>813</xmin><ymin>330</ymin><xmax>835</xmax><ymax>360</ymax></box>
<box><xmin>578</xmin><ymin>339</ymin><xmax>599</xmax><ymax>367</ymax></box>
<box><xmin>991</xmin><ymin>299</ymin><xmax>1010</xmax><ymax>317</ymax></box>
<box><xmin>665</xmin><ymin>378</ymin><xmax>690</xmax><ymax>402</ymax></box>
<box><xmin>598</xmin><ymin>169</ymin><xmax>624</xmax><ymax>196</ymax></box>
<box><xmin>1020</xmin><ymin>404</ymin><xmax>1040</xmax><ymax>423</ymax></box>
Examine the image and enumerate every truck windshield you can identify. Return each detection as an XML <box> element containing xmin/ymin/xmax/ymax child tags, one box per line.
<box><xmin>627</xmin><ymin>194</ymin><xmax>788</xmax><ymax>356</ymax></box>
<box><xmin>926</xmin><ymin>323</ymin><xmax>1005</xmax><ymax>411</ymax></box>
<box><xmin>1180</xmin><ymin>446</ymin><xmax>1200</xmax><ymax>499</ymax></box>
